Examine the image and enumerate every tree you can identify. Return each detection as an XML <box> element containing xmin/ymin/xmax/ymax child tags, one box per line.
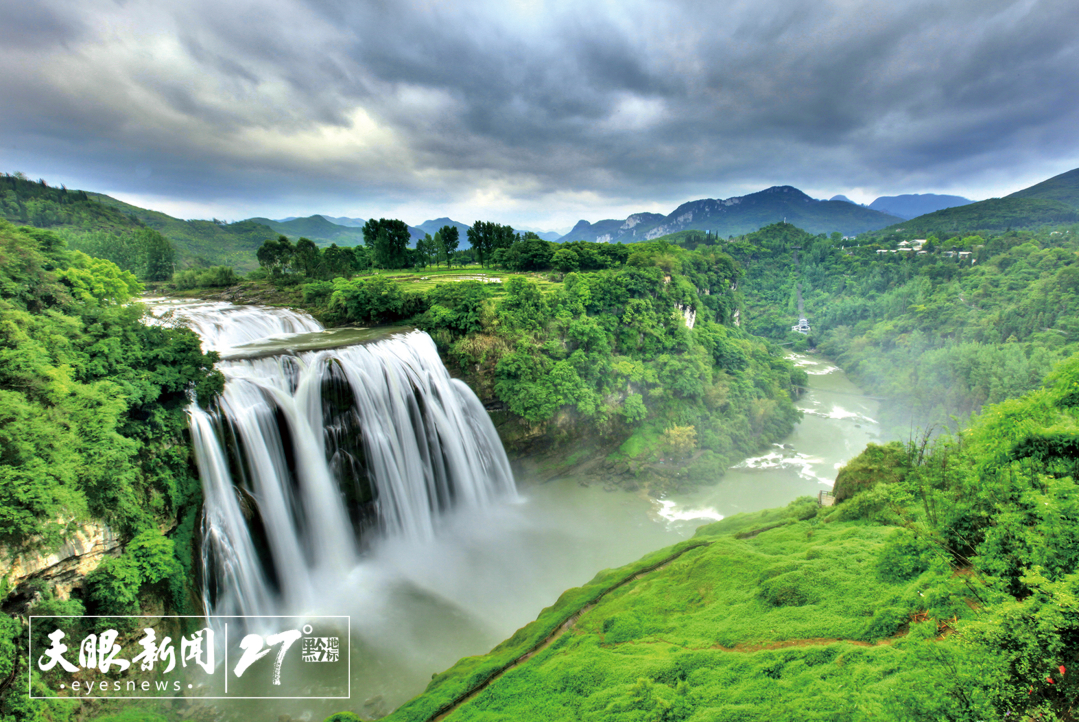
<box><xmin>432</xmin><ymin>230</ymin><xmax>444</xmax><ymax>268</ymax></box>
<box><xmin>363</xmin><ymin>218</ymin><xmax>411</xmax><ymax>269</ymax></box>
<box><xmin>468</xmin><ymin>221</ymin><xmax>515</xmax><ymax>268</ymax></box>
<box><xmin>256</xmin><ymin>235</ymin><xmax>295</xmax><ymax>276</ymax></box>
<box><xmin>440</xmin><ymin>225</ymin><xmax>460</xmax><ymax>267</ymax></box>
<box><xmin>322</xmin><ymin>243</ymin><xmax>354</xmax><ymax>279</ymax></box>
<box><xmin>509</xmin><ymin>236</ymin><xmax>554</xmax><ymax>270</ymax></box>
<box><xmin>553</xmin><ymin>247</ymin><xmax>580</xmax><ymax>272</ymax></box>
<box><xmin>416</xmin><ymin>234</ymin><xmax>435</xmax><ymax>268</ymax></box>
<box><xmin>294</xmin><ymin>237</ymin><xmax>321</xmax><ymax>277</ymax></box>
<box><xmin>141</xmin><ymin>229</ymin><xmax>175</xmax><ymax>281</ymax></box>
<box><xmin>468</xmin><ymin>221</ymin><xmax>493</xmax><ymax>267</ymax></box>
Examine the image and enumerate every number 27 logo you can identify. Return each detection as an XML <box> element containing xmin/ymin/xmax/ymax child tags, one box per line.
<box><xmin>233</xmin><ymin>630</ymin><xmax>302</xmax><ymax>685</ymax></box>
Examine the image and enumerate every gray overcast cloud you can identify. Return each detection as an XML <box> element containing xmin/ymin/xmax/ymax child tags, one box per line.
<box><xmin>1</xmin><ymin>0</ymin><xmax>1077</xmax><ymax>227</ymax></box>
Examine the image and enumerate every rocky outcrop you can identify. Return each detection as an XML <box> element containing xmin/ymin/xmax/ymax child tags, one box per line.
<box><xmin>1</xmin><ymin>522</ymin><xmax>122</xmax><ymax>603</ymax></box>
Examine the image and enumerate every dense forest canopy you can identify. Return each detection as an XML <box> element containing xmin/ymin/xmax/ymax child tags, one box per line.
<box><xmin>0</xmin><ymin>219</ymin><xmax>224</xmax><ymax>718</ymax></box>
<box><xmin>706</xmin><ymin>221</ymin><xmax>1079</xmax><ymax>436</ymax></box>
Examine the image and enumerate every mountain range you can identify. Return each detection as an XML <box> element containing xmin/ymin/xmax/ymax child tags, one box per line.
<box><xmin>558</xmin><ymin>186</ymin><xmax>903</xmax><ymax>243</ymax></box>
<box><xmin>7</xmin><ymin>167</ymin><xmax>1077</xmax><ymax>274</ymax></box>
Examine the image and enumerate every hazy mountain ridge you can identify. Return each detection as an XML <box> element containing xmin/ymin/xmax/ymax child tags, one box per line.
<box><xmin>868</xmin><ymin>193</ymin><xmax>973</xmax><ymax>219</ymax></box>
<box><xmin>249</xmin><ymin>215</ymin><xmax>367</xmax><ymax>247</ymax></box>
<box><xmin>318</xmin><ymin>215</ymin><xmax>366</xmax><ymax>227</ymax></box>
<box><xmin>414</xmin><ymin>217</ymin><xmax>471</xmax><ymax>240</ymax></box>
<box><xmin>559</xmin><ymin>186</ymin><xmax>900</xmax><ymax>243</ymax></box>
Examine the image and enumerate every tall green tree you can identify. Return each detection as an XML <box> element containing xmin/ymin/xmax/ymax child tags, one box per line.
<box><xmin>416</xmin><ymin>234</ymin><xmax>434</xmax><ymax>268</ymax></box>
<box><xmin>439</xmin><ymin>225</ymin><xmax>460</xmax><ymax>267</ymax></box>
<box><xmin>141</xmin><ymin>228</ymin><xmax>175</xmax><ymax>281</ymax></box>
<box><xmin>468</xmin><ymin>221</ymin><xmax>515</xmax><ymax>267</ymax></box>
<box><xmin>362</xmin><ymin>218</ymin><xmax>411</xmax><ymax>269</ymax></box>
<box><xmin>256</xmin><ymin>234</ymin><xmax>295</xmax><ymax>275</ymax></box>
<box><xmin>293</xmin><ymin>237</ymin><xmax>321</xmax><ymax>277</ymax></box>
<box><xmin>432</xmin><ymin>230</ymin><xmax>444</xmax><ymax>268</ymax></box>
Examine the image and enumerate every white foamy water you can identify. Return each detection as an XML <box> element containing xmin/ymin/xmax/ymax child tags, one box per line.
<box><xmin>801</xmin><ymin>405</ymin><xmax>878</xmax><ymax>424</ymax></box>
<box><xmin>733</xmin><ymin>447</ymin><xmax>831</xmax><ymax>484</ymax></box>
<box><xmin>145</xmin><ymin>297</ymin><xmax>324</xmax><ymax>355</ymax></box>
<box><xmin>654</xmin><ymin>499</ymin><xmax>724</xmax><ymax>525</ymax></box>
<box><xmin>789</xmin><ymin>354</ymin><xmax>840</xmax><ymax>375</ymax></box>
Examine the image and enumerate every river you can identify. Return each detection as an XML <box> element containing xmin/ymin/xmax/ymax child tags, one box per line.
<box><xmin>149</xmin><ymin>300</ymin><xmax>882</xmax><ymax>721</ymax></box>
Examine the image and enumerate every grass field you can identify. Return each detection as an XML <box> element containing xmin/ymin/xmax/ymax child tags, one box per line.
<box><xmin>367</xmin><ymin>267</ymin><xmax>562</xmax><ymax>296</ymax></box>
<box><xmin>375</xmin><ymin>499</ymin><xmax>975</xmax><ymax>722</ymax></box>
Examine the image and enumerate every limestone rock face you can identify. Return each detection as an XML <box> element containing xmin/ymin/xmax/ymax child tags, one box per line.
<box><xmin>1</xmin><ymin>522</ymin><xmax>122</xmax><ymax>601</ymax></box>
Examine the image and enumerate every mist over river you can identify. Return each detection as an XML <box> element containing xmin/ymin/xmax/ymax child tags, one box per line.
<box><xmin>152</xmin><ymin>301</ymin><xmax>882</xmax><ymax>721</ymax></box>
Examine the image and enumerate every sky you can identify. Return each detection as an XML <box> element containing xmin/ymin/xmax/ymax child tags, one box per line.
<box><xmin>2</xmin><ymin>0</ymin><xmax>1078</xmax><ymax>231</ymax></box>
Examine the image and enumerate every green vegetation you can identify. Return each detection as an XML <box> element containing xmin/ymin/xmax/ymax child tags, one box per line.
<box><xmin>1</xmin><ymin>172</ymin><xmax>280</xmax><ymax>273</ymax></box>
<box><xmin>1006</xmin><ymin>167</ymin><xmax>1079</xmax><ymax>208</ymax></box>
<box><xmin>707</xmin><ymin>221</ymin><xmax>1079</xmax><ymax>435</ymax></box>
<box><xmin>0</xmin><ymin>220</ymin><xmax>220</xmax><ymax>549</ymax></box>
<box><xmin>881</xmin><ymin>197</ymin><xmax>1079</xmax><ymax>235</ymax></box>
<box><xmin>0</xmin><ymin>219</ymin><xmax>221</xmax><ymax>718</ymax></box>
<box><xmin>872</xmin><ymin>167</ymin><xmax>1079</xmax><ymax>236</ymax></box>
<box><xmin>376</xmin><ymin>359</ymin><xmax>1079</xmax><ymax>721</ymax></box>
<box><xmin>87</xmin><ymin>193</ymin><xmax>277</xmax><ymax>271</ymax></box>
<box><xmin>299</xmin><ymin>239</ymin><xmax>802</xmax><ymax>487</ymax></box>
<box><xmin>0</xmin><ymin>173</ymin><xmax>140</xmax><ymax>233</ymax></box>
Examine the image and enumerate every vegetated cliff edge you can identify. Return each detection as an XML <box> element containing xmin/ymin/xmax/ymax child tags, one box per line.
<box><xmin>361</xmin><ymin>357</ymin><xmax>1079</xmax><ymax>722</ymax></box>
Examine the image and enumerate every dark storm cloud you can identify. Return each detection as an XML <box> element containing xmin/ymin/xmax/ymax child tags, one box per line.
<box><xmin>1</xmin><ymin>0</ymin><xmax>1077</xmax><ymax>220</ymax></box>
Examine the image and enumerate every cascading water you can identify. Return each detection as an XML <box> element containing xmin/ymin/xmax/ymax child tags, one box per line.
<box><xmin>153</xmin><ymin>301</ymin><xmax>516</xmax><ymax>618</ymax></box>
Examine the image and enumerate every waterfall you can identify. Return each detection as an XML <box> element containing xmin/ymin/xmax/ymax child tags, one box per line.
<box><xmin>158</xmin><ymin>301</ymin><xmax>516</xmax><ymax>618</ymax></box>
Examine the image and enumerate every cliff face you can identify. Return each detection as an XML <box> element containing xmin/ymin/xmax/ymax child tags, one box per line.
<box><xmin>1</xmin><ymin>523</ymin><xmax>122</xmax><ymax>609</ymax></box>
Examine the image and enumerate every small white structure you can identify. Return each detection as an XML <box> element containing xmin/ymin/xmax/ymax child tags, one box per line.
<box><xmin>792</xmin><ymin>317</ymin><xmax>811</xmax><ymax>334</ymax></box>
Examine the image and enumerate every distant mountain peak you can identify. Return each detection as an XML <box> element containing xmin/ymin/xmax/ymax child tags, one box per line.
<box><xmin>869</xmin><ymin>194</ymin><xmax>973</xmax><ymax>220</ymax></box>
<box><xmin>830</xmin><ymin>195</ymin><xmax>857</xmax><ymax>204</ymax></box>
<box><xmin>558</xmin><ymin>185</ymin><xmax>900</xmax><ymax>243</ymax></box>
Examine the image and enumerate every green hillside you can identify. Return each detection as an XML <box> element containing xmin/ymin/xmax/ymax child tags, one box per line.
<box><xmin>874</xmin><ymin>167</ymin><xmax>1079</xmax><ymax>235</ymax></box>
<box><xmin>248</xmin><ymin>214</ymin><xmax>367</xmax><ymax>247</ymax></box>
<box><xmin>1</xmin><ymin>173</ymin><xmax>143</xmax><ymax>233</ymax></box>
<box><xmin>877</xmin><ymin>197</ymin><xmax>1079</xmax><ymax>235</ymax></box>
<box><xmin>377</xmin><ymin>360</ymin><xmax>1079</xmax><ymax>721</ymax></box>
<box><xmin>1007</xmin><ymin>167</ymin><xmax>1079</xmax><ymax>208</ymax></box>
<box><xmin>89</xmin><ymin>193</ymin><xmax>277</xmax><ymax>272</ymax></box>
